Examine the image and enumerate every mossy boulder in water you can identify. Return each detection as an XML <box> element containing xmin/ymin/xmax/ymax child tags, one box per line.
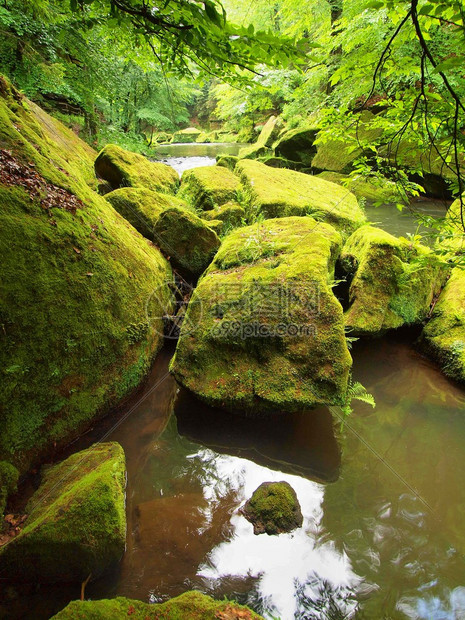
<box><xmin>274</xmin><ymin>126</ymin><xmax>318</xmax><ymax>168</ymax></box>
<box><xmin>0</xmin><ymin>443</ymin><xmax>126</xmax><ymax>583</ymax></box>
<box><xmin>236</xmin><ymin>159</ymin><xmax>366</xmax><ymax>238</ymax></box>
<box><xmin>421</xmin><ymin>268</ymin><xmax>465</xmax><ymax>384</ymax></box>
<box><xmin>172</xmin><ymin>127</ymin><xmax>202</xmax><ymax>143</ymax></box>
<box><xmin>216</xmin><ymin>154</ymin><xmax>239</xmax><ymax>171</ymax></box>
<box><xmin>105</xmin><ymin>187</ymin><xmax>190</xmax><ymax>240</ymax></box>
<box><xmin>0</xmin><ymin>76</ymin><xmax>174</xmax><ymax>473</ymax></box>
<box><xmin>170</xmin><ymin>217</ymin><xmax>352</xmax><ymax>413</ymax></box>
<box><xmin>241</xmin><ymin>481</ymin><xmax>303</xmax><ymax>535</ymax></box>
<box><xmin>51</xmin><ymin>591</ymin><xmax>265</xmax><ymax>619</ymax></box>
<box><xmin>179</xmin><ymin>165</ymin><xmax>240</xmax><ymax>211</ymax></box>
<box><xmin>94</xmin><ymin>143</ymin><xmax>178</xmax><ymax>193</ymax></box>
<box><xmin>153</xmin><ymin>207</ymin><xmax>221</xmax><ymax>276</ymax></box>
<box><xmin>340</xmin><ymin>226</ymin><xmax>445</xmax><ymax>336</ymax></box>
<box><xmin>238</xmin><ymin>115</ymin><xmax>281</xmax><ymax>160</ymax></box>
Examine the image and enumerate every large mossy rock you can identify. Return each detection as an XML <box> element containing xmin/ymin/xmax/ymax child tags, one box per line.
<box><xmin>421</xmin><ymin>268</ymin><xmax>465</xmax><ymax>384</ymax></box>
<box><xmin>317</xmin><ymin>171</ymin><xmax>401</xmax><ymax>204</ymax></box>
<box><xmin>0</xmin><ymin>76</ymin><xmax>173</xmax><ymax>473</ymax></box>
<box><xmin>179</xmin><ymin>165</ymin><xmax>240</xmax><ymax>211</ymax></box>
<box><xmin>340</xmin><ymin>226</ymin><xmax>445</xmax><ymax>336</ymax></box>
<box><xmin>170</xmin><ymin>217</ymin><xmax>352</xmax><ymax>413</ymax></box>
<box><xmin>153</xmin><ymin>207</ymin><xmax>221</xmax><ymax>277</ymax></box>
<box><xmin>172</xmin><ymin>127</ymin><xmax>202</xmax><ymax>143</ymax></box>
<box><xmin>105</xmin><ymin>187</ymin><xmax>190</xmax><ymax>240</ymax></box>
<box><xmin>52</xmin><ymin>591</ymin><xmax>264</xmax><ymax>619</ymax></box>
<box><xmin>238</xmin><ymin>115</ymin><xmax>281</xmax><ymax>160</ymax></box>
<box><xmin>202</xmin><ymin>201</ymin><xmax>245</xmax><ymax>230</ymax></box>
<box><xmin>94</xmin><ymin>144</ymin><xmax>178</xmax><ymax>193</ymax></box>
<box><xmin>236</xmin><ymin>159</ymin><xmax>366</xmax><ymax>238</ymax></box>
<box><xmin>274</xmin><ymin>126</ymin><xmax>318</xmax><ymax>168</ymax></box>
<box><xmin>241</xmin><ymin>481</ymin><xmax>303</xmax><ymax>535</ymax></box>
<box><xmin>0</xmin><ymin>443</ymin><xmax>126</xmax><ymax>583</ymax></box>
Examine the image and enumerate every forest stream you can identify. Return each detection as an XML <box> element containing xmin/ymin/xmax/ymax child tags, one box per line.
<box><xmin>3</xmin><ymin>148</ymin><xmax>464</xmax><ymax>620</ymax></box>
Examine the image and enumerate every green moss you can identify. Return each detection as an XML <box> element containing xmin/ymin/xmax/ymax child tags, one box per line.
<box><xmin>216</xmin><ymin>155</ymin><xmax>239</xmax><ymax>171</ymax></box>
<box><xmin>0</xmin><ymin>461</ymin><xmax>19</xmax><ymax>516</ymax></box>
<box><xmin>0</xmin><ymin>443</ymin><xmax>126</xmax><ymax>583</ymax></box>
<box><xmin>241</xmin><ymin>481</ymin><xmax>303</xmax><ymax>535</ymax></box>
<box><xmin>238</xmin><ymin>116</ymin><xmax>281</xmax><ymax>160</ymax></box>
<box><xmin>317</xmin><ymin>171</ymin><xmax>402</xmax><ymax>203</ymax></box>
<box><xmin>421</xmin><ymin>268</ymin><xmax>465</xmax><ymax>384</ymax></box>
<box><xmin>178</xmin><ymin>166</ymin><xmax>240</xmax><ymax>211</ymax></box>
<box><xmin>94</xmin><ymin>144</ymin><xmax>179</xmax><ymax>193</ymax></box>
<box><xmin>153</xmin><ymin>207</ymin><xmax>221</xmax><ymax>276</ymax></box>
<box><xmin>202</xmin><ymin>201</ymin><xmax>245</xmax><ymax>231</ymax></box>
<box><xmin>172</xmin><ymin>127</ymin><xmax>202</xmax><ymax>143</ymax></box>
<box><xmin>274</xmin><ymin>126</ymin><xmax>318</xmax><ymax>168</ymax></box>
<box><xmin>340</xmin><ymin>226</ymin><xmax>446</xmax><ymax>335</ymax></box>
<box><xmin>105</xmin><ymin>187</ymin><xmax>191</xmax><ymax>239</ymax></box>
<box><xmin>236</xmin><ymin>159</ymin><xmax>366</xmax><ymax>238</ymax></box>
<box><xmin>51</xmin><ymin>591</ymin><xmax>265</xmax><ymax>619</ymax></box>
<box><xmin>0</xmin><ymin>75</ymin><xmax>174</xmax><ymax>472</ymax></box>
<box><xmin>170</xmin><ymin>216</ymin><xmax>352</xmax><ymax>414</ymax></box>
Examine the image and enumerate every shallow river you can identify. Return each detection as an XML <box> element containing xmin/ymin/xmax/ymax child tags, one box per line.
<box><xmin>4</xmin><ymin>146</ymin><xmax>464</xmax><ymax>620</ymax></box>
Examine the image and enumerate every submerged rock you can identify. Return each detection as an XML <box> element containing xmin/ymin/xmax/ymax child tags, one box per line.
<box><xmin>51</xmin><ymin>591</ymin><xmax>265</xmax><ymax>619</ymax></box>
<box><xmin>241</xmin><ymin>481</ymin><xmax>303</xmax><ymax>535</ymax></box>
<box><xmin>421</xmin><ymin>268</ymin><xmax>465</xmax><ymax>384</ymax></box>
<box><xmin>340</xmin><ymin>226</ymin><xmax>445</xmax><ymax>336</ymax></box>
<box><xmin>0</xmin><ymin>76</ymin><xmax>174</xmax><ymax>473</ymax></box>
<box><xmin>94</xmin><ymin>143</ymin><xmax>178</xmax><ymax>193</ymax></box>
<box><xmin>170</xmin><ymin>217</ymin><xmax>352</xmax><ymax>413</ymax></box>
<box><xmin>0</xmin><ymin>443</ymin><xmax>126</xmax><ymax>583</ymax></box>
<box><xmin>236</xmin><ymin>159</ymin><xmax>366</xmax><ymax>238</ymax></box>
<box><xmin>153</xmin><ymin>207</ymin><xmax>221</xmax><ymax>277</ymax></box>
<box><xmin>179</xmin><ymin>165</ymin><xmax>240</xmax><ymax>211</ymax></box>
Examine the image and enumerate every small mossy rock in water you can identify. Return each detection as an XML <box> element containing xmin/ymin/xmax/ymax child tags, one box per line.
<box><xmin>179</xmin><ymin>165</ymin><xmax>240</xmax><ymax>211</ymax></box>
<box><xmin>241</xmin><ymin>481</ymin><xmax>303</xmax><ymax>535</ymax></box>
<box><xmin>0</xmin><ymin>75</ymin><xmax>173</xmax><ymax>472</ymax></box>
<box><xmin>172</xmin><ymin>127</ymin><xmax>202</xmax><ymax>143</ymax></box>
<box><xmin>202</xmin><ymin>201</ymin><xmax>245</xmax><ymax>231</ymax></box>
<box><xmin>170</xmin><ymin>217</ymin><xmax>352</xmax><ymax>413</ymax></box>
<box><xmin>421</xmin><ymin>268</ymin><xmax>465</xmax><ymax>384</ymax></box>
<box><xmin>317</xmin><ymin>171</ymin><xmax>402</xmax><ymax>204</ymax></box>
<box><xmin>153</xmin><ymin>207</ymin><xmax>221</xmax><ymax>277</ymax></box>
<box><xmin>51</xmin><ymin>591</ymin><xmax>265</xmax><ymax>619</ymax></box>
<box><xmin>236</xmin><ymin>159</ymin><xmax>366</xmax><ymax>238</ymax></box>
<box><xmin>105</xmin><ymin>187</ymin><xmax>191</xmax><ymax>240</ymax></box>
<box><xmin>340</xmin><ymin>226</ymin><xmax>445</xmax><ymax>336</ymax></box>
<box><xmin>0</xmin><ymin>443</ymin><xmax>126</xmax><ymax>583</ymax></box>
<box><xmin>238</xmin><ymin>116</ymin><xmax>281</xmax><ymax>160</ymax></box>
<box><xmin>0</xmin><ymin>461</ymin><xmax>19</xmax><ymax>516</ymax></box>
<box><xmin>216</xmin><ymin>154</ymin><xmax>239</xmax><ymax>171</ymax></box>
<box><xmin>274</xmin><ymin>126</ymin><xmax>318</xmax><ymax>168</ymax></box>
<box><xmin>94</xmin><ymin>144</ymin><xmax>178</xmax><ymax>193</ymax></box>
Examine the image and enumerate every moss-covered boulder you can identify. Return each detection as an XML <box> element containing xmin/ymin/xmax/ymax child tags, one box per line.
<box><xmin>179</xmin><ymin>165</ymin><xmax>240</xmax><ymax>211</ymax></box>
<box><xmin>51</xmin><ymin>591</ymin><xmax>264</xmax><ymax>619</ymax></box>
<box><xmin>216</xmin><ymin>155</ymin><xmax>239</xmax><ymax>171</ymax></box>
<box><xmin>241</xmin><ymin>481</ymin><xmax>303</xmax><ymax>535</ymax></box>
<box><xmin>421</xmin><ymin>268</ymin><xmax>465</xmax><ymax>384</ymax></box>
<box><xmin>105</xmin><ymin>187</ymin><xmax>190</xmax><ymax>240</ymax></box>
<box><xmin>274</xmin><ymin>126</ymin><xmax>318</xmax><ymax>168</ymax></box>
<box><xmin>340</xmin><ymin>226</ymin><xmax>445</xmax><ymax>336</ymax></box>
<box><xmin>0</xmin><ymin>76</ymin><xmax>173</xmax><ymax>473</ymax></box>
<box><xmin>153</xmin><ymin>207</ymin><xmax>221</xmax><ymax>277</ymax></box>
<box><xmin>170</xmin><ymin>217</ymin><xmax>352</xmax><ymax>413</ymax></box>
<box><xmin>238</xmin><ymin>115</ymin><xmax>281</xmax><ymax>160</ymax></box>
<box><xmin>94</xmin><ymin>144</ymin><xmax>178</xmax><ymax>193</ymax></box>
<box><xmin>236</xmin><ymin>159</ymin><xmax>366</xmax><ymax>238</ymax></box>
<box><xmin>202</xmin><ymin>201</ymin><xmax>245</xmax><ymax>230</ymax></box>
<box><xmin>0</xmin><ymin>443</ymin><xmax>126</xmax><ymax>583</ymax></box>
<box><xmin>172</xmin><ymin>127</ymin><xmax>202</xmax><ymax>143</ymax></box>
<box><xmin>0</xmin><ymin>461</ymin><xmax>19</xmax><ymax>517</ymax></box>
<box><xmin>317</xmin><ymin>171</ymin><xmax>401</xmax><ymax>204</ymax></box>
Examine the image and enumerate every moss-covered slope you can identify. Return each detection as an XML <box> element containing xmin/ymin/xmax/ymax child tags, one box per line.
<box><xmin>0</xmin><ymin>76</ymin><xmax>173</xmax><ymax>473</ymax></box>
<box><xmin>94</xmin><ymin>143</ymin><xmax>178</xmax><ymax>193</ymax></box>
<box><xmin>179</xmin><ymin>165</ymin><xmax>240</xmax><ymax>211</ymax></box>
<box><xmin>421</xmin><ymin>268</ymin><xmax>465</xmax><ymax>384</ymax></box>
<box><xmin>170</xmin><ymin>217</ymin><xmax>352</xmax><ymax>413</ymax></box>
<box><xmin>236</xmin><ymin>159</ymin><xmax>366</xmax><ymax>238</ymax></box>
<box><xmin>0</xmin><ymin>443</ymin><xmax>126</xmax><ymax>583</ymax></box>
<box><xmin>340</xmin><ymin>226</ymin><xmax>445</xmax><ymax>335</ymax></box>
<box><xmin>52</xmin><ymin>591</ymin><xmax>264</xmax><ymax>619</ymax></box>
